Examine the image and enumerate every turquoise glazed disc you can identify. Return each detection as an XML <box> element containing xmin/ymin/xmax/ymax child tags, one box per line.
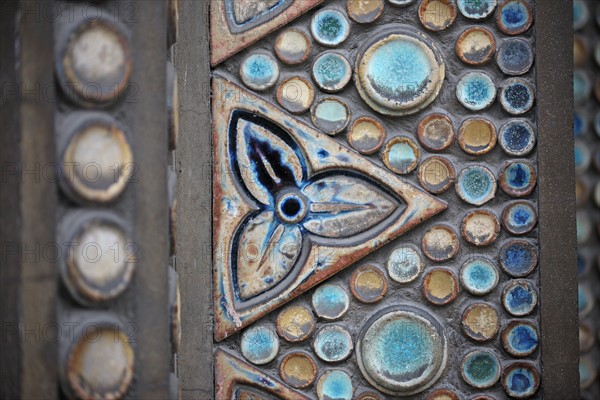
<box><xmin>240</xmin><ymin>324</ymin><xmax>279</xmax><ymax>365</ymax></box>
<box><xmin>456</xmin><ymin>72</ymin><xmax>496</xmax><ymax>111</ymax></box>
<box><xmin>460</xmin><ymin>257</ymin><xmax>499</xmax><ymax>296</ymax></box>
<box><xmin>312</xmin><ymin>283</ymin><xmax>350</xmax><ymax>320</ymax></box>
<box><xmin>355</xmin><ymin>26</ymin><xmax>445</xmax><ymax>116</ymax></box>
<box><xmin>457</xmin><ymin>0</ymin><xmax>497</xmax><ymax>20</ymax></box>
<box><xmin>239</xmin><ymin>53</ymin><xmax>279</xmax><ymax>91</ymax></box>
<box><xmin>356</xmin><ymin>306</ymin><xmax>447</xmax><ymax>396</ymax></box>
<box><xmin>456</xmin><ymin>165</ymin><xmax>497</xmax><ymax>206</ymax></box>
<box><xmin>316</xmin><ymin>370</ymin><xmax>353</xmax><ymax>400</ymax></box>
<box><xmin>312</xmin><ymin>52</ymin><xmax>352</xmax><ymax>92</ymax></box>
<box><xmin>313</xmin><ymin>325</ymin><xmax>354</xmax><ymax>362</ymax></box>
<box><xmin>461</xmin><ymin>350</ymin><xmax>501</xmax><ymax>389</ymax></box>
<box><xmin>311</xmin><ymin>9</ymin><xmax>350</xmax><ymax>47</ymax></box>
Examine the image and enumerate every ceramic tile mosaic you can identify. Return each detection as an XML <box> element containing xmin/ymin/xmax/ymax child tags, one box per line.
<box><xmin>211</xmin><ymin>0</ymin><xmax>541</xmax><ymax>398</ymax></box>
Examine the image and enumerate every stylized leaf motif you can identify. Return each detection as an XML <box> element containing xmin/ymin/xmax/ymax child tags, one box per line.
<box><xmin>301</xmin><ymin>175</ymin><xmax>400</xmax><ymax>238</ymax></box>
<box><xmin>236</xmin><ymin>118</ymin><xmax>304</xmax><ymax>205</ymax></box>
<box><xmin>236</xmin><ymin>211</ymin><xmax>302</xmax><ymax>300</ymax></box>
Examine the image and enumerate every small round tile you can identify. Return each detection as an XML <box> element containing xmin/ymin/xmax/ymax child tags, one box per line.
<box><xmin>502</xmin><ymin>201</ymin><xmax>537</xmax><ymax>235</ymax></box>
<box><xmin>276</xmin><ymin>76</ymin><xmax>315</xmax><ymax>114</ymax></box>
<box><xmin>574</xmin><ymin>35</ymin><xmax>588</xmax><ymax>67</ymax></box>
<box><xmin>240</xmin><ymin>324</ymin><xmax>279</xmax><ymax>365</ymax></box>
<box><xmin>502</xmin><ymin>280</ymin><xmax>538</xmax><ymax>316</ymax></box>
<box><xmin>456</xmin><ymin>72</ymin><xmax>497</xmax><ymax>111</ymax></box>
<box><xmin>312</xmin><ymin>52</ymin><xmax>352</xmax><ymax>93</ymax></box>
<box><xmin>313</xmin><ymin>325</ymin><xmax>354</xmax><ymax>362</ymax></box>
<box><xmin>422</xmin><ymin>225</ymin><xmax>460</xmax><ymax>262</ymax></box>
<box><xmin>456</xmin><ymin>165</ymin><xmax>497</xmax><ymax>206</ymax></box>
<box><xmin>574</xmin><ymin>141</ymin><xmax>591</xmax><ymax>175</ymax></box>
<box><xmin>574</xmin><ymin>70</ymin><xmax>591</xmax><ymax>104</ymax></box>
<box><xmin>578</xmin><ymin>284</ymin><xmax>594</xmax><ymax>317</ymax></box>
<box><xmin>276</xmin><ymin>304</ymin><xmax>317</xmax><ymax>342</ymax></box>
<box><xmin>462</xmin><ymin>303</ymin><xmax>500</xmax><ymax>342</ymax></box>
<box><xmin>456</xmin><ymin>27</ymin><xmax>496</xmax><ymax>65</ymax></box>
<box><xmin>461</xmin><ymin>209</ymin><xmax>501</xmax><ymax>247</ymax></box>
<box><xmin>347</xmin><ymin>0</ymin><xmax>384</xmax><ymax>23</ymax></box>
<box><xmin>422</xmin><ymin>268</ymin><xmax>460</xmax><ymax>306</ymax></box>
<box><xmin>417</xmin><ymin>113</ymin><xmax>455</xmax><ymax>152</ymax></box>
<box><xmin>275</xmin><ymin>28</ymin><xmax>312</xmax><ymax>65</ymax></box>
<box><xmin>499</xmin><ymin>240</ymin><xmax>538</xmax><ymax>278</ymax></box>
<box><xmin>574</xmin><ymin>111</ymin><xmax>587</xmax><ymax>138</ymax></box>
<box><xmin>312</xmin><ymin>284</ymin><xmax>350</xmax><ymax>320</ymax></box>
<box><xmin>460</xmin><ymin>257</ymin><xmax>499</xmax><ymax>296</ymax></box>
<box><xmin>579</xmin><ymin>322</ymin><xmax>595</xmax><ymax>353</ymax></box>
<box><xmin>580</xmin><ymin>356</ymin><xmax>598</xmax><ymax>390</ymax></box>
<box><xmin>311</xmin><ymin>97</ymin><xmax>351</xmax><ymax>135</ymax></box>
<box><xmin>573</xmin><ymin>0</ymin><xmax>590</xmax><ymax>30</ymax></box>
<box><xmin>387</xmin><ymin>245</ymin><xmax>424</xmax><ymax>283</ymax></box>
<box><xmin>279</xmin><ymin>352</ymin><xmax>317</xmax><ymax>389</ymax></box>
<box><xmin>356</xmin><ymin>306</ymin><xmax>447</xmax><ymax>396</ymax></box>
<box><xmin>458</xmin><ymin>117</ymin><xmax>497</xmax><ymax>156</ymax></box>
<box><xmin>496</xmin><ymin>0</ymin><xmax>533</xmax><ymax>35</ymax></box>
<box><xmin>382</xmin><ymin>137</ymin><xmax>420</xmax><ymax>175</ymax></box>
<box><xmin>427</xmin><ymin>389</ymin><xmax>459</xmax><ymax>400</ymax></box>
<box><xmin>316</xmin><ymin>370</ymin><xmax>353</xmax><ymax>400</ymax></box>
<box><xmin>419</xmin><ymin>0</ymin><xmax>457</xmax><ymax>31</ymax></box>
<box><xmin>502</xmin><ymin>320</ymin><xmax>539</xmax><ymax>357</ymax></box>
<box><xmin>240</xmin><ymin>53</ymin><xmax>279</xmax><ymax>91</ymax></box>
<box><xmin>496</xmin><ymin>38</ymin><xmax>533</xmax><ymax>76</ymax></box>
<box><xmin>499</xmin><ymin>160</ymin><xmax>537</xmax><ymax>198</ymax></box>
<box><xmin>461</xmin><ymin>350</ymin><xmax>501</xmax><ymax>389</ymax></box>
<box><xmin>457</xmin><ymin>0</ymin><xmax>497</xmax><ymax>19</ymax></box>
<box><xmin>502</xmin><ymin>362</ymin><xmax>540</xmax><ymax>398</ymax></box>
<box><xmin>311</xmin><ymin>9</ymin><xmax>350</xmax><ymax>47</ymax></box>
<box><xmin>418</xmin><ymin>156</ymin><xmax>456</xmax><ymax>194</ymax></box>
<box><xmin>498</xmin><ymin>120</ymin><xmax>536</xmax><ymax>156</ymax></box>
<box><xmin>347</xmin><ymin>117</ymin><xmax>386</xmax><ymax>155</ymax></box>
<box><xmin>350</xmin><ymin>265</ymin><xmax>388</xmax><ymax>303</ymax></box>
<box><xmin>500</xmin><ymin>78</ymin><xmax>535</xmax><ymax>115</ymax></box>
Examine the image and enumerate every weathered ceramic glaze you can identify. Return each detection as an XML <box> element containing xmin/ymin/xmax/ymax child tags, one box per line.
<box><xmin>495</xmin><ymin>0</ymin><xmax>533</xmax><ymax>35</ymax></box>
<box><xmin>502</xmin><ymin>201</ymin><xmax>537</xmax><ymax>235</ymax></box>
<box><xmin>240</xmin><ymin>53</ymin><xmax>279</xmax><ymax>91</ymax></box>
<box><xmin>422</xmin><ymin>268</ymin><xmax>460</xmax><ymax>306</ymax></box>
<box><xmin>455</xmin><ymin>27</ymin><xmax>496</xmax><ymax>65</ymax></box>
<box><xmin>275</xmin><ymin>28</ymin><xmax>312</xmax><ymax>65</ymax></box>
<box><xmin>417</xmin><ymin>113</ymin><xmax>455</xmax><ymax>152</ymax></box>
<box><xmin>457</xmin><ymin>0</ymin><xmax>497</xmax><ymax>20</ymax></box>
<box><xmin>418</xmin><ymin>0</ymin><xmax>457</xmax><ymax>31</ymax></box>
<box><xmin>422</xmin><ymin>225</ymin><xmax>460</xmax><ymax>262</ymax></box>
<box><xmin>279</xmin><ymin>351</ymin><xmax>318</xmax><ymax>389</ymax></box>
<box><xmin>456</xmin><ymin>165</ymin><xmax>497</xmax><ymax>206</ymax></box>
<box><xmin>347</xmin><ymin>116</ymin><xmax>386</xmax><ymax>154</ymax></box>
<box><xmin>347</xmin><ymin>0</ymin><xmax>384</xmax><ymax>23</ymax></box>
<box><xmin>496</xmin><ymin>38</ymin><xmax>534</xmax><ymax>76</ymax></box>
<box><xmin>498</xmin><ymin>120</ymin><xmax>536</xmax><ymax>156</ymax></box>
<box><xmin>461</xmin><ymin>350</ymin><xmax>501</xmax><ymax>389</ymax></box>
<box><xmin>311</xmin><ymin>9</ymin><xmax>350</xmax><ymax>46</ymax></box>
<box><xmin>387</xmin><ymin>245</ymin><xmax>424</xmax><ymax>283</ymax></box>
<box><xmin>311</xmin><ymin>97</ymin><xmax>351</xmax><ymax>135</ymax></box>
<box><xmin>457</xmin><ymin>118</ymin><xmax>497</xmax><ymax>155</ymax></box>
<box><xmin>502</xmin><ymin>362</ymin><xmax>540</xmax><ymax>398</ymax></box>
<box><xmin>382</xmin><ymin>137</ymin><xmax>421</xmax><ymax>175</ymax></box>
<box><xmin>502</xmin><ymin>279</ymin><xmax>538</xmax><ymax>316</ymax></box>
<box><xmin>502</xmin><ymin>321</ymin><xmax>539</xmax><ymax>357</ymax></box>
<box><xmin>350</xmin><ymin>265</ymin><xmax>388</xmax><ymax>303</ymax></box>
<box><xmin>313</xmin><ymin>325</ymin><xmax>354</xmax><ymax>362</ymax></box>
<box><xmin>240</xmin><ymin>324</ymin><xmax>280</xmax><ymax>365</ymax></box>
<box><xmin>312</xmin><ymin>52</ymin><xmax>352</xmax><ymax>92</ymax></box>
<box><xmin>461</xmin><ymin>303</ymin><xmax>500</xmax><ymax>342</ymax></box>
<box><xmin>499</xmin><ymin>240</ymin><xmax>538</xmax><ymax>278</ymax></box>
<box><xmin>500</xmin><ymin>78</ymin><xmax>535</xmax><ymax>115</ymax></box>
<box><xmin>499</xmin><ymin>160</ymin><xmax>537</xmax><ymax>197</ymax></box>
<box><xmin>316</xmin><ymin>370</ymin><xmax>353</xmax><ymax>400</ymax></box>
<box><xmin>418</xmin><ymin>156</ymin><xmax>456</xmax><ymax>194</ymax></box>
<box><xmin>461</xmin><ymin>209</ymin><xmax>501</xmax><ymax>247</ymax></box>
<box><xmin>460</xmin><ymin>257</ymin><xmax>499</xmax><ymax>296</ymax></box>
<box><xmin>276</xmin><ymin>305</ymin><xmax>316</xmax><ymax>342</ymax></box>
<box><xmin>456</xmin><ymin>72</ymin><xmax>497</xmax><ymax>111</ymax></box>
<box><xmin>312</xmin><ymin>284</ymin><xmax>350</xmax><ymax>320</ymax></box>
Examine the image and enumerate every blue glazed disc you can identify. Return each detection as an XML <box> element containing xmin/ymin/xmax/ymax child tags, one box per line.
<box><xmin>502</xmin><ymin>321</ymin><xmax>539</xmax><ymax>357</ymax></box>
<box><xmin>498</xmin><ymin>120</ymin><xmax>536</xmax><ymax>156</ymax></box>
<box><xmin>313</xmin><ymin>325</ymin><xmax>354</xmax><ymax>362</ymax></box>
<box><xmin>311</xmin><ymin>9</ymin><xmax>350</xmax><ymax>47</ymax></box>
<box><xmin>461</xmin><ymin>350</ymin><xmax>501</xmax><ymax>389</ymax></box>
<box><xmin>502</xmin><ymin>279</ymin><xmax>538</xmax><ymax>316</ymax></box>
<box><xmin>499</xmin><ymin>161</ymin><xmax>536</xmax><ymax>197</ymax></box>
<box><xmin>457</xmin><ymin>0</ymin><xmax>497</xmax><ymax>20</ymax></box>
<box><xmin>239</xmin><ymin>53</ymin><xmax>279</xmax><ymax>91</ymax></box>
<box><xmin>312</xmin><ymin>283</ymin><xmax>350</xmax><ymax>320</ymax></box>
<box><xmin>496</xmin><ymin>0</ymin><xmax>533</xmax><ymax>35</ymax></box>
<box><xmin>240</xmin><ymin>324</ymin><xmax>280</xmax><ymax>365</ymax></box>
<box><xmin>502</xmin><ymin>363</ymin><xmax>540</xmax><ymax>398</ymax></box>
<box><xmin>456</xmin><ymin>72</ymin><xmax>496</xmax><ymax>111</ymax></box>
<box><xmin>316</xmin><ymin>370</ymin><xmax>353</xmax><ymax>400</ymax></box>
<box><xmin>312</xmin><ymin>52</ymin><xmax>352</xmax><ymax>92</ymax></box>
<box><xmin>460</xmin><ymin>257</ymin><xmax>499</xmax><ymax>296</ymax></box>
<box><xmin>455</xmin><ymin>165</ymin><xmax>497</xmax><ymax>206</ymax></box>
<box><xmin>574</xmin><ymin>111</ymin><xmax>588</xmax><ymax>137</ymax></box>
<box><xmin>499</xmin><ymin>240</ymin><xmax>538</xmax><ymax>278</ymax></box>
<box><xmin>496</xmin><ymin>38</ymin><xmax>534</xmax><ymax>76</ymax></box>
<box><xmin>500</xmin><ymin>78</ymin><xmax>534</xmax><ymax>115</ymax></box>
<box><xmin>502</xmin><ymin>201</ymin><xmax>537</xmax><ymax>235</ymax></box>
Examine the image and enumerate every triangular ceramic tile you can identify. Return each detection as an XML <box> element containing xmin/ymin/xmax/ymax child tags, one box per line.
<box><xmin>210</xmin><ymin>0</ymin><xmax>326</xmax><ymax>66</ymax></box>
<box><xmin>212</xmin><ymin>76</ymin><xmax>448</xmax><ymax>341</ymax></box>
<box><xmin>215</xmin><ymin>349</ymin><xmax>311</xmax><ymax>399</ymax></box>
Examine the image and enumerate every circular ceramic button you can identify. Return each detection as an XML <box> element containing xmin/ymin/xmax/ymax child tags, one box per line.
<box><xmin>499</xmin><ymin>240</ymin><xmax>538</xmax><ymax>278</ymax></box>
<box><xmin>580</xmin><ymin>356</ymin><xmax>598</xmax><ymax>390</ymax></box>
<box><xmin>502</xmin><ymin>201</ymin><xmax>537</xmax><ymax>235</ymax></box>
<box><xmin>496</xmin><ymin>38</ymin><xmax>534</xmax><ymax>76</ymax></box>
<box><xmin>500</xmin><ymin>78</ymin><xmax>535</xmax><ymax>115</ymax></box>
<box><xmin>579</xmin><ymin>322</ymin><xmax>595</xmax><ymax>353</ymax></box>
<box><xmin>574</xmin><ymin>35</ymin><xmax>588</xmax><ymax>67</ymax></box>
<box><xmin>422</xmin><ymin>268</ymin><xmax>460</xmax><ymax>306</ymax></box>
<box><xmin>382</xmin><ymin>137</ymin><xmax>420</xmax><ymax>175</ymax></box>
<box><xmin>422</xmin><ymin>225</ymin><xmax>460</xmax><ymax>262</ymax></box>
<box><xmin>499</xmin><ymin>160</ymin><xmax>537</xmax><ymax>197</ymax></box>
<box><xmin>240</xmin><ymin>53</ymin><xmax>279</xmax><ymax>91</ymax></box>
<box><xmin>455</xmin><ymin>27</ymin><xmax>496</xmax><ymax>65</ymax></box>
<box><xmin>498</xmin><ymin>120</ymin><xmax>536</xmax><ymax>156</ymax></box>
<box><xmin>56</xmin><ymin>17</ymin><xmax>132</xmax><ymax>105</ymax></box>
<box><xmin>496</xmin><ymin>0</ymin><xmax>533</xmax><ymax>35</ymax></box>
<box><xmin>461</xmin><ymin>350</ymin><xmax>501</xmax><ymax>389</ymax></box>
<box><xmin>356</xmin><ymin>306</ymin><xmax>447</xmax><ymax>396</ymax></box>
<box><xmin>461</xmin><ymin>303</ymin><xmax>500</xmax><ymax>342</ymax></box>
<box><xmin>460</xmin><ymin>257</ymin><xmax>499</xmax><ymax>296</ymax></box>
<box><xmin>311</xmin><ymin>97</ymin><xmax>351</xmax><ymax>135</ymax></box>
<box><xmin>574</xmin><ymin>70</ymin><xmax>591</xmax><ymax>104</ymax></box>
<box><xmin>276</xmin><ymin>304</ymin><xmax>317</xmax><ymax>342</ymax></box>
<box><xmin>502</xmin><ymin>321</ymin><xmax>539</xmax><ymax>357</ymax></box>
<box><xmin>387</xmin><ymin>245</ymin><xmax>424</xmax><ymax>283</ymax></box>
<box><xmin>354</xmin><ymin>27</ymin><xmax>445</xmax><ymax>116</ymax></box>
<box><xmin>312</xmin><ymin>284</ymin><xmax>350</xmax><ymax>320</ymax></box>
<box><xmin>347</xmin><ymin>117</ymin><xmax>386</xmax><ymax>154</ymax></box>
<box><xmin>461</xmin><ymin>209</ymin><xmax>501</xmax><ymax>247</ymax></box>
<box><xmin>457</xmin><ymin>0</ymin><xmax>497</xmax><ymax>19</ymax></box>
<box><xmin>573</xmin><ymin>0</ymin><xmax>590</xmax><ymax>30</ymax></box>
<box><xmin>455</xmin><ymin>165</ymin><xmax>497</xmax><ymax>206</ymax></box>
<box><xmin>276</xmin><ymin>76</ymin><xmax>315</xmax><ymax>114</ymax></box>
<box><xmin>313</xmin><ymin>325</ymin><xmax>354</xmax><ymax>362</ymax></box>
<box><xmin>312</xmin><ymin>52</ymin><xmax>352</xmax><ymax>92</ymax></box>
<box><xmin>418</xmin><ymin>156</ymin><xmax>456</xmax><ymax>194</ymax></box>
<box><xmin>350</xmin><ymin>265</ymin><xmax>388</xmax><ymax>303</ymax></box>
<box><xmin>279</xmin><ymin>352</ymin><xmax>317</xmax><ymax>389</ymax></box>
<box><xmin>311</xmin><ymin>9</ymin><xmax>350</xmax><ymax>47</ymax></box>
<box><xmin>275</xmin><ymin>28</ymin><xmax>312</xmax><ymax>65</ymax></box>
<box><xmin>502</xmin><ymin>280</ymin><xmax>538</xmax><ymax>316</ymax></box>
<box><xmin>417</xmin><ymin>113</ymin><xmax>455</xmax><ymax>152</ymax></box>
<box><xmin>347</xmin><ymin>0</ymin><xmax>384</xmax><ymax>23</ymax></box>
<box><xmin>456</xmin><ymin>72</ymin><xmax>497</xmax><ymax>111</ymax></box>
<box><xmin>457</xmin><ymin>118</ymin><xmax>497</xmax><ymax>155</ymax></box>
<box><xmin>502</xmin><ymin>362</ymin><xmax>540</xmax><ymax>398</ymax></box>
<box><xmin>418</xmin><ymin>0</ymin><xmax>457</xmax><ymax>31</ymax></box>
<box><xmin>240</xmin><ymin>324</ymin><xmax>279</xmax><ymax>365</ymax></box>
<box><xmin>317</xmin><ymin>370</ymin><xmax>353</xmax><ymax>400</ymax></box>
